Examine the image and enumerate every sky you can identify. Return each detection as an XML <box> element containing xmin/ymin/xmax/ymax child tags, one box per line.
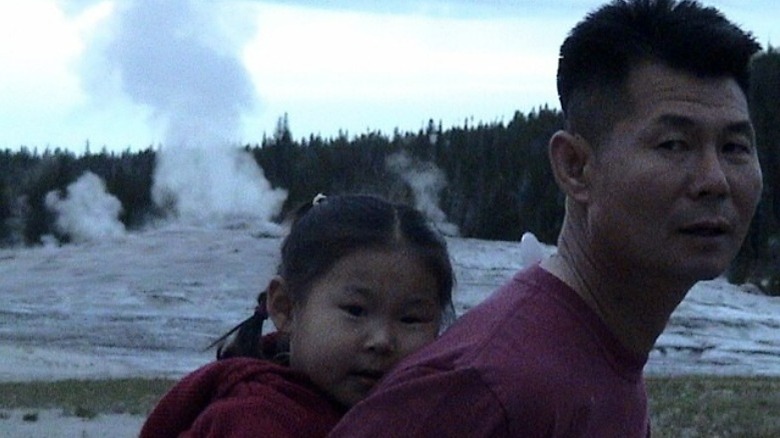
<box><xmin>0</xmin><ymin>0</ymin><xmax>776</xmax><ymax>154</ymax></box>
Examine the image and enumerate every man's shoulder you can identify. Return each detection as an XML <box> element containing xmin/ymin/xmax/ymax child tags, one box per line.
<box><xmin>448</xmin><ymin>265</ymin><xmax>561</xmax><ymax>334</ymax></box>
<box><xmin>394</xmin><ymin>266</ymin><xmax>560</xmax><ymax>373</ymax></box>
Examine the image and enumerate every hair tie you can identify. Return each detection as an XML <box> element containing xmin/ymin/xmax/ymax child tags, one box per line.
<box><xmin>312</xmin><ymin>193</ymin><xmax>327</xmax><ymax>206</ymax></box>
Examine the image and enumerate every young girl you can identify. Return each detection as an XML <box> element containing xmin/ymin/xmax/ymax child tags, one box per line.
<box><xmin>140</xmin><ymin>194</ymin><xmax>455</xmax><ymax>437</ymax></box>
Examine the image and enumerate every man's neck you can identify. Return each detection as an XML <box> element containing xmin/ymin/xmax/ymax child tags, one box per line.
<box><xmin>540</xmin><ymin>236</ymin><xmax>693</xmax><ymax>356</ymax></box>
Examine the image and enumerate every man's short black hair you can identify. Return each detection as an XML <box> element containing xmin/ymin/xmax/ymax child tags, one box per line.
<box><xmin>557</xmin><ymin>0</ymin><xmax>761</xmax><ymax>143</ymax></box>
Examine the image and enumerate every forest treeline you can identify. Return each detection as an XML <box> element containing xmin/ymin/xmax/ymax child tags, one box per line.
<box><xmin>1</xmin><ymin>50</ymin><xmax>778</xmax><ymax>293</ymax></box>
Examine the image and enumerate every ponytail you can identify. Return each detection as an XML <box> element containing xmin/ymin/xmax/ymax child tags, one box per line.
<box><xmin>205</xmin><ymin>197</ymin><xmax>320</xmax><ymax>361</ymax></box>
<box><xmin>207</xmin><ymin>291</ymin><xmax>276</xmax><ymax>360</ymax></box>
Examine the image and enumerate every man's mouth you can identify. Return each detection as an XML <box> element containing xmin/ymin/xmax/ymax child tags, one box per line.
<box><xmin>680</xmin><ymin>226</ymin><xmax>726</xmax><ymax>237</ymax></box>
<box><xmin>679</xmin><ymin>220</ymin><xmax>732</xmax><ymax>237</ymax></box>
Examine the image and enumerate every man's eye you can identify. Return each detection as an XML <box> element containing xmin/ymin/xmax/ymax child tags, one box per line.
<box><xmin>657</xmin><ymin>140</ymin><xmax>688</xmax><ymax>152</ymax></box>
<box><xmin>722</xmin><ymin>142</ymin><xmax>752</xmax><ymax>155</ymax></box>
<box><xmin>341</xmin><ymin>305</ymin><xmax>365</xmax><ymax>317</ymax></box>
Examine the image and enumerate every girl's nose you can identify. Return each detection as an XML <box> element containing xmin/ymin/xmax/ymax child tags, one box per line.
<box><xmin>364</xmin><ymin>322</ymin><xmax>395</xmax><ymax>355</ymax></box>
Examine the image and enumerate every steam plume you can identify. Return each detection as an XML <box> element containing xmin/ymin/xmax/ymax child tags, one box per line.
<box><xmin>385</xmin><ymin>151</ymin><xmax>459</xmax><ymax>236</ymax></box>
<box><xmin>82</xmin><ymin>0</ymin><xmax>286</xmax><ymax>232</ymax></box>
<box><xmin>44</xmin><ymin>171</ymin><xmax>126</xmax><ymax>243</ymax></box>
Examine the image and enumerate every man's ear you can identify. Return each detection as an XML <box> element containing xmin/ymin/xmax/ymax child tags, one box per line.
<box><xmin>548</xmin><ymin>130</ymin><xmax>594</xmax><ymax>203</ymax></box>
<box><xmin>267</xmin><ymin>276</ymin><xmax>294</xmax><ymax>333</ymax></box>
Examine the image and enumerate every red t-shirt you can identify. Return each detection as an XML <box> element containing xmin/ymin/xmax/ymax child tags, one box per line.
<box><xmin>329</xmin><ymin>265</ymin><xmax>650</xmax><ymax>437</ymax></box>
<box><xmin>140</xmin><ymin>356</ymin><xmax>343</xmax><ymax>437</ymax></box>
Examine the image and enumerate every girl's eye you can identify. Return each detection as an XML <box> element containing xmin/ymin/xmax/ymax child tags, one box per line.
<box><xmin>400</xmin><ymin>314</ymin><xmax>434</xmax><ymax>325</ymax></box>
<box><xmin>341</xmin><ymin>304</ymin><xmax>365</xmax><ymax>317</ymax></box>
<box><xmin>400</xmin><ymin>316</ymin><xmax>423</xmax><ymax>324</ymax></box>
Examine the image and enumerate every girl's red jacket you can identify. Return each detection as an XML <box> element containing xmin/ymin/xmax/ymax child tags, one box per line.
<box><xmin>140</xmin><ymin>356</ymin><xmax>344</xmax><ymax>437</ymax></box>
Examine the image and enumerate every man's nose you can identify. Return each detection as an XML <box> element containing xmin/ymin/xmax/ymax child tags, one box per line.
<box><xmin>689</xmin><ymin>146</ymin><xmax>730</xmax><ymax>200</ymax></box>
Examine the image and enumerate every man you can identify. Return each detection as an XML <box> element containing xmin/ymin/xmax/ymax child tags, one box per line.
<box><xmin>329</xmin><ymin>0</ymin><xmax>763</xmax><ymax>436</ymax></box>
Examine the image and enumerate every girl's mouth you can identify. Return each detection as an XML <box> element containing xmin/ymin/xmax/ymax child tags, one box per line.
<box><xmin>352</xmin><ymin>369</ymin><xmax>384</xmax><ymax>386</ymax></box>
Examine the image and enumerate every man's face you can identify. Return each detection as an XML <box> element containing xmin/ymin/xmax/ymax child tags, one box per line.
<box><xmin>586</xmin><ymin>62</ymin><xmax>763</xmax><ymax>284</ymax></box>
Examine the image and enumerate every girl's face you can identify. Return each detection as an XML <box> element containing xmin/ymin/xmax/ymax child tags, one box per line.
<box><xmin>273</xmin><ymin>246</ymin><xmax>442</xmax><ymax>408</ymax></box>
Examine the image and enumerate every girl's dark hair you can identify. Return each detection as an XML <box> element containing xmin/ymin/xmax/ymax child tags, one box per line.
<box><xmin>210</xmin><ymin>194</ymin><xmax>455</xmax><ymax>360</ymax></box>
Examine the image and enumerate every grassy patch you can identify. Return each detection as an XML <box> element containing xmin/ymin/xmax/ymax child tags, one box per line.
<box><xmin>0</xmin><ymin>378</ymin><xmax>175</xmax><ymax>417</ymax></box>
<box><xmin>647</xmin><ymin>375</ymin><xmax>780</xmax><ymax>437</ymax></box>
<box><xmin>0</xmin><ymin>375</ymin><xmax>777</xmax><ymax>436</ymax></box>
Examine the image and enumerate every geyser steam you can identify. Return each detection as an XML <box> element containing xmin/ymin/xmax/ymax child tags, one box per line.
<box><xmin>83</xmin><ymin>0</ymin><xmax>286</xmax><ymax>231</ymax></box>
<box><xmin>385</xmin><ymin>151</ymin><xmax>459</xmax><ymax>236</ymax></box>
<box><xmin>45</xmin><ymin>171</ymin><xmax>126</xmax><ymax>243</ymax></box>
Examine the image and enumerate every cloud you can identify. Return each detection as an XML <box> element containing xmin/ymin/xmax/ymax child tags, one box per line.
<box><xmin>256</xmin><ymin>0</ymin><xmax>601</xmax><ymax>19</ymax></box>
